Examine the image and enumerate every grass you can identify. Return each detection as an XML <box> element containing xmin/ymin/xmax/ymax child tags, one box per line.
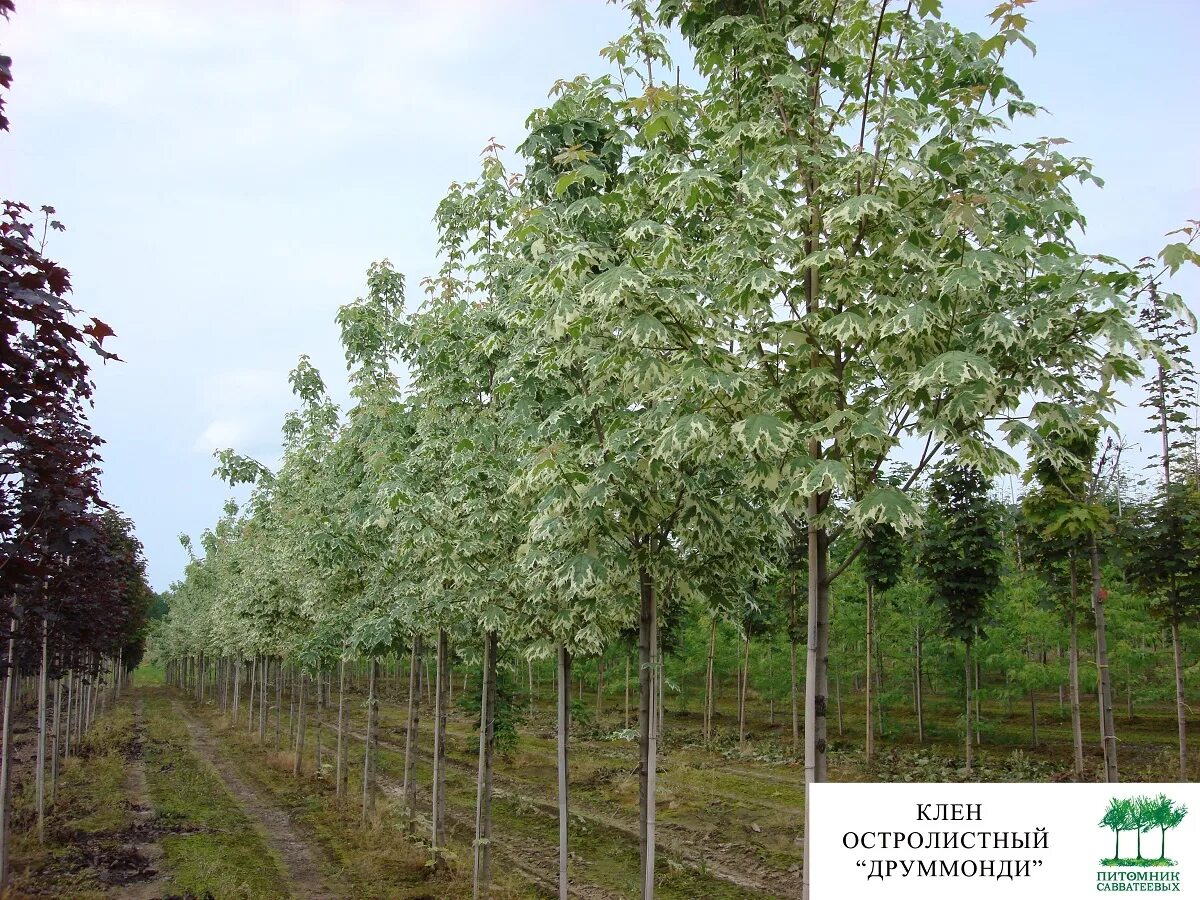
<box><xmin>191</xmin><ymin>700</ymin><xmax>505</xmax><ymax>899</ymax></box>
<box><xmin>5</xmin><ymin>701</ymin><xmax>137</xmax><ymax>899</ymax></box>
<box><xmin>67</xmin><ymin>665</ymin><xmax>1182</xmax><ymax>900</ymax></box>
<box><xmin>140</xmin><ymin>688</ymin><xmax>292</xmax><ymax>898</ymax></box>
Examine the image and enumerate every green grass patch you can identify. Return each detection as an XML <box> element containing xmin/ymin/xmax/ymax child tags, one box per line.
<box><xmin>192</xmin><ymin>699</ymin><xmax>488</xmax><ymax>899</ymax></box>
<box><xmin>141</xmin><ymin>689</ymin><xmax>291</xmax><ymax>898</ymax></box>
<box><xmin>5</xmin><ymin>697</ymin><xmax>136</xmax><ymax>897</ymax></box>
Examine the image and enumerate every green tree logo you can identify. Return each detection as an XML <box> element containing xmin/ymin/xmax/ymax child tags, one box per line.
<box><xmin>1099</xmin><ymin>795</ymin><xmax>1188</xmax><ymax>866</ymax></box>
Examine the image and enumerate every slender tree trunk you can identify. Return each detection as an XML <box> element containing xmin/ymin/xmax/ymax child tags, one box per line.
<box><xmin>314</xmin><ymin>670</ymin><xmax>324</xmax><ymax>776</ymax></box>
<box><xmin>1</xmin><ymin>619</ymin><xmax>18</xmax><ymax>891</ymax></box>
<box><xmin>738</xmin><ymin>632</ymin><xmax>750</xmax><ymax>748</ymax></box>
<box><xmin>36</xmin><ymin>620</ymin><xmax>48</xmax><ymax>843</ymax></box>
<box><xmin>275</xmin><ymin>658</ymin><xmax>283</xmax><ymax>750</ymax></box>
<box><xmin>431</xmin><ymin>629</ymin><xmax>449</xmax><ymax>863</ymax></box>
<box><xmin>965</xmin><ymin>643</ymin><xmax>974</xmax><ymax>774</ymax></box>
<box><xmin>703</xmin><ymin>619</ymin><xmax>716</xmax><ymax>743</ymax></box>
<box><xmin>557</xmin><ymin>646</ymin><xmax>571</xmax><ymax>900</ymax></box>
<box><xmin>865</xmin><ymin>583</ymin><xmax>874</xmax><ymax>762</ymax></box>
<box><xmin>51</xmin><ymin>677</ymin><xmax>61</xmax><ymax>804</ymax></box>
<box><xmin>595</xmin><ymin>654</ymin><xmax>604</xmax><ymax>722</ymax></box>
<box><xmin>1172</xmin><ymin>620</ymin><xmax>1188</xmax><ymax>782</ymax></box>
<box><xmin>336</xmin><ymin>658</ymin><xmax>348</xmax><ymax>800</ymax></box>
<box><xmin>638</xmin><ymin>565</ymin><xmax>658</xmax><ymax>899</ymax></box>
<box><xmin>789</xmin><ymin>550</ymin><xmax>800</xmax><ymax>758</ymax></box>
<box><xmin>974</xmin><ymin>659</ymin><xmax>981</xmax><ymax>746</ymax></box>
<box><xmin>248</xmin><ymin>655</ymin><xmax>257</xmax><ymax>736</ymax></box>
<box><xmin>768</xmin><ymin>649</ymin><xmax>775</xmax><ymax>725</ymax></box>
<box><xmin>362</xmin><ymin>659</ymin><xmax>377</xmax><ymax>823</ymax></box>
<box><xmin>473</xmin><ymin>631</ymin><xmax>498</xmax><ymax>900</ymax></box>
<box><xmin>915</xmin><ymin>623</ymin><xmax>924</xmax><ymax>744</ymax></box>
<box><xmin>1091</xmin><ymin>538</ymin><xmax>1118</xmax><ymax>782</ymax></box>
<box><xmin>293</xmin><ymin>673</ymin><xmax>306</xmax><ymax>777</ymax></box>
<box><xmin>1069</xmin><ymin>564</ymin><xmax>1085</xmax><ymax>780</ymax></box>
<box><xmin>624</xmin><ymin>653</ymin><xmax>630</xmax><ymax>730</ymax></box>
<box><xmin>802</xmin><ymin>507</ymin><xmax>829</xmax><ymax>900</ymax></box>
<box><xmin>233</xmin><ymin>656</ymin><xmax>241</xmax><ymax>720</ymax></box>
<box><xmin>402</xmin><ymin>637</ymin><xmax>423</xmax><ymax>830</ymax></box>
<box><xmin>258</xmin><ymin>656</ymin><xmax>267</xmax><ymax>744</ymax></box>
<box><xmin>835</xmin><ymin>664</ymin><xmax>843</xmax><ymax>737</ymax></box>
<box><xmin>64</xmin><ymin>671</ymin><xmax>73</xmax><ymax>759</ymax></box>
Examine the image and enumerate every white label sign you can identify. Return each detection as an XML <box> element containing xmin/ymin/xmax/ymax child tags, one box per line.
<box><xmin>811</xmin><ymin>782</ymin><xmax>1200</xmax><ymax>898</ymax></box>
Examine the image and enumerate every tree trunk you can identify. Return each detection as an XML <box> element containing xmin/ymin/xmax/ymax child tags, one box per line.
<box><xmin>595</xmin><ymin>654</ymin><xmax>604</xmax><ymax>722</ymax></box>
<box><xmin>473</xmin><ymin>631</ymin><xmax>498</xmax><ymax>900</ymax></box>
<box><xmin>403</xmin><ymin>636</ymin><xmax>423</xmax><ymax>831</ymax></box>
<box><xmin>964</xmin><ymin>643</ymin><xmax>974</xmax><ymax>774</ymax></box>
<box><xmin>865</xmin><ymin>583</ymin><xmax>874</xmax><ymax>762</ymax></box>
<box><xmin>737</xmin><ymin>632</ymin><xmax>750</xmax><ymax>748</ymax></box>
<box><xmin>64</xmin><ymin>671</ymin><xmax>73</xmax><ymax>759</ymax></box>
<box><xmin>36</xmin><ymin>620</ymin><xmax>48</xmax><ymax>843</ymax></box>
<box><xmin>557</xmin><ymin>646</ymin><xmax>571</xmax><ymax>900</ymax></box>
<box><xmin>248</xmin><ymin>655</ymin><xmax>257</xmax><ymax>736</ymax></box>
<box><xmin>658</xmin><ymin>640</ymin><xmax>665</xmax><ymax>742</ymax></box>
<box><xmin>789</xmin><ymin>549</ymin><xmax>800</xmax><ymax>759</ymax></box>
<box><xmin>835</xmin><ymin>664</ymin><xmax>843</xmax><ymax>737</ymax></box>
<box><xmin>1029</xmin><ymin>690</ymin><xmax>1038</xmax><ymax>747</ymax></box>
<box><xmin>974</xmin><ymin>659</ymin><xmax>981</xmax><ymax>746</ymax></box>
<box><xmin>1</xmin><ymin>619</ymin><xmax>18</xmax><ymax>891</ymax></box>
<box><xmin>293</xmin><ymin>672</ymin><xmax>306</xmax><ymax>776</ymax></box>
<box><xmin>703</xmin><ymin>619</ymin><xmax>716</xmax><ymax>743</ymax></box>
<box><xmin>51</xmin><ymin>677</ymin><xmax>61</xmax><ymax>804</ymax></box>
<box><xmin>915</xmin><ymin>623</ymin><xmax>924</xmax><ymax>744</ymax></box>
<box><xmin>1069</xmin><ymin>564</ymin><xmax>1085</xmax><ymax>780</ymax></box>
<box><xmin>336</xmin><ymin>658</ymin><xmax>348</xmax><ymax>800</ymax></box>
<box><xmin>801</xmin><ymin>507</ymin><xmax>829</xmax><ymax>900</ymax></box>
<box><xmin>1091</xmin><ymin>538</ymin><xmax>1118</xmax><ymax>782</ymax></box>
<box><xmin>233</xmin><ymin>657</ymin><xmax>241</xmax><ymax>720</ymax></box>
<box><xmin>275</xmin><ymin>658</ymin><xmax>283</xmax><ymax>750</ymax></box>
<box><xmin>314</xmin><ymin>670</ymin><xmax>324</xmax><ymax>777</ymax></box>
<box><xmin>1172</xmin><ymin>620</ymin><xmax>1188</xmax><ymax>782</ymax></box>
<box><xmin>362</xmin><ymin>660</ymin><xmax>377</xmax><ymax>823</ymax></box>
<box><xmin>638</xmin><ymin>565</ymin><xmax>658</xmax><ymax>899</ymax></box>
<box><xmin>258</xmin><ymin>656</ymin><xmax>267</xmax><ymax>744</ymax></box>
<box><xmin>624</xmin><ymin>653</ymin><xmax>630</xmax><ymax>730</ymax></box>
<box><xmin>431</xmin><ymin>629</ymin><xmax>449</xmax><ymax>862</ymax></box>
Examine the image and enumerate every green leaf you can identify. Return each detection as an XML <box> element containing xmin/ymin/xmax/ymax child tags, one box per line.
<box><xmin>799</xmin><ymin>459</ymin><xmax>850</xmax><ymax>495</ymax></box>
<box><xmin>851</xmin><ymin>485</ymin><xmax>921</xmax><ymax>533</ymax></box>
<box><xmin>824</xmin><ymin>194</ymin><xmax>895</xmax><ymax>229</ymax></box>
<box><xmin>732</xmin><ymin>414</ymin><xmax>794</xmax><ymax>456</ymax></box>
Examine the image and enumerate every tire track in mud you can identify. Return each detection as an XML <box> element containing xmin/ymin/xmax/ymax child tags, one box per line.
<box><xmin>172</xmin><ymin>700</ymin><xmax>342</xmax><ymax>899</ymax></box>
<box><xmin>111</xmin><ymin>698</ymin><xmax>174</xmax><ymax>898</ymax></box>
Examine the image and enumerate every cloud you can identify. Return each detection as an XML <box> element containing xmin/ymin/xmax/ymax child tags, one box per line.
<box><xmin>192</xmin><ymin>367</ymin><xmax>292</xmax><ymax>457</ymax></box>
<box><xmin>194</xmin><ymin>418</ymin><xmax>249</xmax><ymax>454</ymax></box>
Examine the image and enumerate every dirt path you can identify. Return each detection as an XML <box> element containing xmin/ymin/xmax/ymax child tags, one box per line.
<box><xmin>172</xmin><ymin>700</ymin><xmax>341</xmax><ymax>900</ymax></box>
<box><xmin>109</xmin><ymin>698</ymin><xmax>173</xmax><ymax>898</ymax></box>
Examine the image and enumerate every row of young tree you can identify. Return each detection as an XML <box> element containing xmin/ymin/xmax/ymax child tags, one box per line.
<box><xmin>1100</xmin><ymin>795</ymin><xmax>1188</xmax><ymax>864</ymax></box>
<box><xmin>1</xmin><ymin>2</ymin><xmax>156</xmax><ymax>889</ymax></box>
<box><xmin>156</xmin><ymin>2</ymin><xmax>1199</xmax><ymax>898</ymax></box>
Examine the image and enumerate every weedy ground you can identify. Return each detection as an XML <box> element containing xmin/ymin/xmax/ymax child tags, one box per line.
<box><xmin>3</xmin><ymin>668</ymin><xmax>1192</xmax><ymax>899</ymax></box>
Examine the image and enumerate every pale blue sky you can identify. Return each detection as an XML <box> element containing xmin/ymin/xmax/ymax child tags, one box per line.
<box><xmin>3</xmin><ymin>1</ymin><xmax>1197</xmax><ymax>590</ymax></box>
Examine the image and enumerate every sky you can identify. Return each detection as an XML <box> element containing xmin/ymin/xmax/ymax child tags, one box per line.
<box><xmin>3</xmin><ymin>0</ymin><xmax>1198</xmax><ymax>592</ymax></box>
